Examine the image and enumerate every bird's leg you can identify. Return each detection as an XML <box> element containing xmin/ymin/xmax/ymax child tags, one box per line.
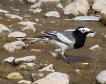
<box><xmin>61</xmin><ymin>49</ymin><xmax>67</xmax><ymax>60</ymax></box>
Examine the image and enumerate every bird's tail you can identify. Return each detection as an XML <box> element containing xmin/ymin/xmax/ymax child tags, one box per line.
<box><xmin>16</xmin><ymin>36</ymin><xmax>51</xmax><ymax>42</ymax></box>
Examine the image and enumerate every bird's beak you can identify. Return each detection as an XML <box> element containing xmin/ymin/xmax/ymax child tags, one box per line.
<box><xmin>88</xmin><ymin>31</ymin><xmax>94</xmax><ymax>33</ymax></box>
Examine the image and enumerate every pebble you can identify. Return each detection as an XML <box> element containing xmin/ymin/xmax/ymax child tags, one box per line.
<box><xmin>8</xmin><ymin>31</ymin><xmax>26</xmax><ymax>37</ymax></box>
<box><xmin>30</xmin><ymin>49</ymin><xmax>42</xmax><ymax>52</ymax></box>
<box><xmin>3</xmin><ymin>41</ymin><xmax>26</xmax><ymax>52</ymax></box>
<box><xmin>57</xmin><ymin>3</ymin><xmax>63</xmax><ymax>9</ymax></box>
<box><xmin>63</xmin><ymin>0</ymin><xmax>90</xmax><ymax>15</ymax></box>
<box><xmin>0</xmin><ymin>24</ymin><xmax>11</xmax><ymax>34</ymax></box>
<box><xmin>0</xmin><ymin>9</ymin><xmax>9</xmax><ymax>13</ymax></box>
<box><xmin>15</xmin><ymin>55</ymin><xmax>36</xmax><ymax>64</ymax></box>
<box><xmin>18</xmin><ymin>80</ymin><xmax>32</xmax><ymax>84</ymax></box>
<box><xmin>89</xmin><ymin>45</ymin><xmax>101</xmax><ymax>51</ymax></box>
<box><xmin>30</xmin><ymin>2</ymin><xmax>42</xmax><ymax>9</ymax></box>
<box><xmin>39</xmin><ymin>0</ymin><xmax>60</xmax><ymax>3</ymax></box>
<box><xmin>26</xmin><ymin>0</ymin><xmax>36</xmax><ymax>3</ymax></box>
<box><xmin>50</xmin><ymin>52</ymin><xmax>58</xmax><ymax>58</ymax></box>
<box><xmin>45</xmin><ymin>11</ymin><xmax>60</xmax><ymax>18</ymax></box>
<box><xmin>33</xmin><ymin>8</ymin><xmax>42</xmax><ymax>13</ymax></box>
<box><xmin>5</xmin><ymin>14</ymin><xmax>23</xmax><ymax>20</ymax></box>
<box><xmin>3</xmin><ymin>57</ymin><xmax>15</xmax><ymax>64</ymax></box>
<box><xmin>33</xmin><ymin>72</ymin><xmax>70</xmax><ymax>84</ymax></box>
<box><xmin>87</xmin><ymin>32</ymin><xmax>96</xmax><ymax>37</ymax></box>
<box><xmin>19</xmin><ymin>21</ymin><xmax>36</xmax><ymax>26</ymax></box>
<box><xmin>21</xmin><ymin>25</ymin><xmax>36</xmax><ymax>32</ymax></box>
<box><xmin>96</xmin><ymin>70</ymin><xmax>106</xmax><ymax>84</ymax></box>
<box><xmin>38</xmin><ymin>64</ymin><xmax>55</xmax><ymax>72</ymax></box>
<box><xmin>19</xmin><ymin>62</ymin><xmax>41</xmax><ymax>70</ymax></box>
<box><xmin>32</xmin><ymin>73</ymin><xmax>44</xmax><ymax>81</ymax></box>
<box><xmin>19</xmin><ymin>21</ymin><xmax>36</xmax><ymax>32</ymax></box>
<box><xmin>7</xmin><ymin>72</ymin><xmax>23</xmax><ymax>80</ymax></box>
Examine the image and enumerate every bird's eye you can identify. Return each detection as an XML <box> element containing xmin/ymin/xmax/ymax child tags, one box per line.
<box><xmin>82</xmin><ymin>30</ymin><xmax>85</xmax><ymax>32</ymax></box>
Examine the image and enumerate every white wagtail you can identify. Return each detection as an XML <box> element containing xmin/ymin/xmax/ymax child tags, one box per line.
<box><xmin>17</xmin><ymin>27</ymin><xmax>94</xmax><ymax>59</ymax></box>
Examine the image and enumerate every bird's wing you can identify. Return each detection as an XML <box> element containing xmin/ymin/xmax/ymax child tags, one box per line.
<box><xmin>43</xmin><ymin>31</ymin><xmax>75</xmax><ymax>45</ymax></box>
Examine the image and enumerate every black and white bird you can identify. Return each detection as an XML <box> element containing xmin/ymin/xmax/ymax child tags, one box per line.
<box><xmin>17</xmin><ymin>27</ymin><xmax>94</xmax><ymax>59</ymax></box>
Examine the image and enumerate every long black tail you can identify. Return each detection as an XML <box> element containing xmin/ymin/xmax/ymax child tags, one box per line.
<box><xmin>16</xmin><ymin>35</ymin><xmax>51</xmax><ymax>42</ymax></box>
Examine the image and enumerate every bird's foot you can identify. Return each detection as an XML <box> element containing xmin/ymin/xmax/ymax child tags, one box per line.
<box><xmin>58</xmin><ymin>53</ymin><xmax>70</xmax><ymax>64</ymax></box>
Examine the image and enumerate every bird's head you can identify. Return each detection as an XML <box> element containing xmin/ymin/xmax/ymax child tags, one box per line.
<box><xmin>75</xmin><ymin>27</ymin><xmax>94</xmax><ymax>35</ymax></box>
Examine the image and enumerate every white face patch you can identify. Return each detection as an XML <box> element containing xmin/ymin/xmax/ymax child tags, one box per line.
<box><xmin>78</xmin><ymin>28</ymin><xmax>91</xmax><ymax>33</ymax></box>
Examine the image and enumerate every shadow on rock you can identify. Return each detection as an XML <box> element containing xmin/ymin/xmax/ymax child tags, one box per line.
<box><xmin>58</xmin><ymin>54</ymin><xmax>92</xmax><ymax>64</ymax></box>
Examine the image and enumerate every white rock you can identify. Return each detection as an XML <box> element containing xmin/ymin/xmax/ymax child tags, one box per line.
<box><xmin>101</xmin><ymin>9</ymin><xmax>106</xmax><ymax>15</ymax></box>
<box><xmin>39</xmin><ymin>0</ymin><xmax>60</xmax><ymax>3</ymax></box>
<box><xmin>7</xmin><ymin>72</ymin><xmax>23</xmax><ymax>80</ymax></box>
<box><xmin>19</xmin><ymin>21</ymin><xmax>36</xmax><ymax>26</ymax></box>
<box><xmin>30</xmin><ymin>49</ymin><xmax>42</xmax><ymax>52</ymax></box>
<box><xmin>15</xmin><ymin>55</ymin><xmax>36</xmax><ymax>64</ymax></box>
<box><xmin>33</xmin><ymin>8</ymin><xmax>42</xmax><ymax>13</ymax></box>
<box><xmin>26</xmin><ymin>0</ymin><xmax>37</xmax><ymax>3</ymax></box>
<box><xmin>57</xmin><ymin>3</ymin><xmax>63</xmax><ymax>9</ymax></box>
<box><xmin>104</xmin><ymin>34</ymin><xmax>106</xmax><ymax>38</ymax></box>
<box><xmin>19</xmin><ymin>21</ymin><xmax>36</xmax><ymax>32</ymax></box>
<box><xmin>63</xmin><ymin>0</ymin><xmax>90</xmax><ymax>15</ymax></box>
<box><xmin>33</xmin><ymin>72</ymin><xmax>70</xmax><ymax>84</ymax></box>
<box><xmin>100</xmin><ymin>9</ymin><xmax>106</xmax><ymax>24</ymax></box>
<box><xmin>3</xmin><ymin>41</ymin><xmax>26</xmax><ymax>52</ymax></box>
<box><xmin>35</xmin><ymin>18</ymin><xmax>39</xmax><ymax>22</ymax></box>
<box><xmin>87</xmin><ymin>32</ymin><xmax>96</xmax><ymax>37</ymax></box>
<box><xmin>50</xmin><ymin>52</ymin><xmax>58</xmax><ymax>58</ymax></box>
<box><xmin>18</xmin><ymin>80</ymin><xmax>32</xmax><ymax>84</ymax></box>
<box><xmin>0</xmin><ymin>24</ymin><xmax>11</xmax><ymax>34</ymax></box>
<box><xmin>0</xmin><ymin>9</ymin><xmax>9</xmax><ymax>13</ymax></box>
<box><xmin>8</xmin><ymin>31</ymin><xmax>26</xmax><ymax>38</ymax></box>
<box><xmin>45</xmin><ymin>11</ymin><xmax>60</xmax><ymax>18</ymax></box>
<box><xmin>73</xmin><ymin>16</ymin><xmax>100</xmax><ymax>21</ymax></box>
<box><xmin>19</xmin><ymin>62</ymin><xmax>39</xmax><ymax>70</ymax></box>
<box><xmin>89</xmin><ymin>45</ymin><xmax>101</xmax><ymax>51</ymax></box>
<box><xmin>38</xmin><ymin>64</ymin><xmax>55</xmax><ymax>72</ymax></box>
<box><xmin>3</xmin><ymin>57</ymin><xmax>15</xmax><ymax>63</ymax></box>
<box><xmin>82</xmin><ymin>63</ymin><xmax>89</xmax><ymax>65</ymax></box>
<box><xmin>96</xmin><ymin>70</ymin><xmax>106</xmax><ymax>84</ymax></box>
<box><xmin>5</xmin><ymin>14</ymin><xmax>23</xmax><ymax>20</ymax></box>
<box><xmin>30</xmin><ymin>2</ymin><xmax>42</xmax><ymax>9</ymax></box>
<box><xmin>21</xmin><ymin>25</ymin><xmax>36</xmax><ymax>32</ymax></box>
<box><xmin>92</xmin><ymin>0</ymin><xmax>106</xmax><ymax>12</ymax></box>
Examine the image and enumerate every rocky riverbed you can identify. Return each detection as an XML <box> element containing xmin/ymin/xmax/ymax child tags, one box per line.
<box><xmin>0</xmin><ymin>0</ymin><xmax>106</xmax><ymax>84</ymax></box>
